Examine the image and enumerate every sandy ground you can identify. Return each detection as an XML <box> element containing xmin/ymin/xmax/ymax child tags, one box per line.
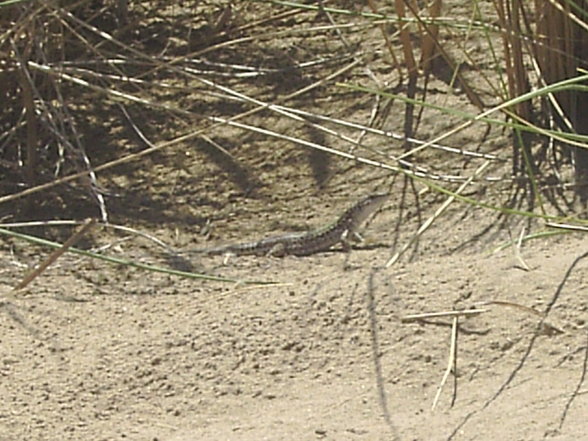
<box><xmin>1</xmin><ymin>231</ymin><xmax>587</xmax><ymax>441</ymax></box>
<box><xmin>1</xmin><ymin>1</ymin><xmax>587</xmax><ymax>440</ymax></box>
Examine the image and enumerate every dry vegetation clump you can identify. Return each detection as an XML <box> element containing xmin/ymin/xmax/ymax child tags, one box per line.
<box><xmin>0</xmin><ymin>0</ymin><xmax>587</xmax><ymax>246</ymax></box>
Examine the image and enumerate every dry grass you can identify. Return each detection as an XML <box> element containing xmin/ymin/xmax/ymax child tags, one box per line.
<box><xmin>0</xmin><ymin>0</ymin><xmax>587</xmax><ymax>252</ymax></box>
<box><xmin>496</xmin><ymin>0</ymin><xmax>588</xmax><ymax>201</ymax></box>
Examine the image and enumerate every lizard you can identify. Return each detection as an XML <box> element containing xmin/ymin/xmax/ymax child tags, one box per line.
<box><xmin>175</xmin><ymin>192</ymin><xmax>390</xmax><ymax>257</ymax></box>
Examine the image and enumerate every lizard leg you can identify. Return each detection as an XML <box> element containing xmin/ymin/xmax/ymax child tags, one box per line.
<box><xmin>222</xmin><ymin>252</ymin><xmax>236</xmax><ymax>265</ymax></box>
<box><xmin>340</xmin><ymin>229</ymin><xmax>349</xmax><ymax>241</ymax></box>
<box><xmin>266</xmin><ymin>243</ymin><xmax>286</xmax><ymax>257</ymax></box>
<box><xmin>339</xmin><ymin>229</ymin><xmax>353</xmax><ymax>252</ymax></box>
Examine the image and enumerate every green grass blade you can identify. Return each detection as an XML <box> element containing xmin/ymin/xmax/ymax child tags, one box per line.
<box><xmin>0</xmin><ymin>228</ymin><xmax>275</xmax><ymax>286</ymax></box>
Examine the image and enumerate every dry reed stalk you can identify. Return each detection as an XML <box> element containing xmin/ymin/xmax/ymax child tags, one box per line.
<box><xmin>394</xmin><ymin>0</ymin><xmax>420</xmax><ymax>158</ymax></box>
<box><xmin>17</xmin><ymin>49</ymin><xmax>38</xmax><ymax>186</ymax></box>
<box><xmin>536</xmin><ymin>0</ymin><xmax>588</xmax><ymax>202</ymax></box>
<box><xmin>395</xmin><ymin>0</ymin><xmax>418</xmax><ymax>76</ymax></box>
<box><xmin>498</xmin><ymin>0</ymin><xmax>588</xmax><ymax>200</ymax></box>
<box><xmin>535</xmin><ymin>0</ymin><xmax>577</xmax><ymax>114</ymax></box>
<box><xmin>405</xmin><ymin>0</ymin><xmax>483</xmax><ymax>110</ymax></box>
<box><xmin>419</xmin><ymin>0</ymin><xmax>442</xmax><ymax>74</ymax></box>
<box><xmin>366</xmin><ymin>0</ymin><xmax>402</xmax><ymax>80</ymax></box>
<box><xmin>494</xmin><ymin>0</ymin><xmax>534</xmax><ymax>173</ymax></box>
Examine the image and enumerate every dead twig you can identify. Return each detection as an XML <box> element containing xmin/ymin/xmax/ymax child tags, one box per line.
<box><xmin>13</xmin><ymin>218</ymin><xmax>97</xmax><ymax>292</ymax></box>
<box><xmin>432</xmin><ymin>316</ymin><xmax>459</xmax><ymax>410</ymax></box>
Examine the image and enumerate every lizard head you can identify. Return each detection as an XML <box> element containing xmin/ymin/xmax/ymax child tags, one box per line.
<box><xmin>350</xmin><ymin>192</ymin><xmax>390</xmax><ymax>227</ymax></box>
